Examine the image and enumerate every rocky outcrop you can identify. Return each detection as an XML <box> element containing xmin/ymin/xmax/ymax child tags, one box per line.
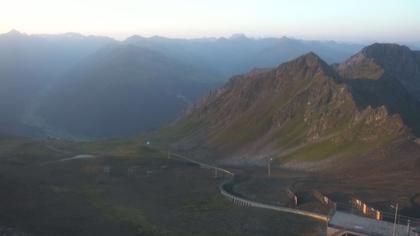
<box><xmin>338</xmin><ymin>43</ymin><xmax>420</xmax><ymax>136</ymax></box>
<box><xmin>339</xmin><ymin>43</ymin><xmax>420</xmax><ymax>101</ymax></box>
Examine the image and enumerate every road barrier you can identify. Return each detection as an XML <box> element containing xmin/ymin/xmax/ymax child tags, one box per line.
<box><xmin>169</xmin><ymin>151</ymin><xmax>420</xmax><ymax>233</ymax></box>
<box><xmin>219</xmin><ymin>179</ymin><xmax>329</xmax><ymax>221</ymax></box>
<box><xmin>170</xmin><ymin>152</ymin><xmax>329</xmax><ymax>222</ymax></box>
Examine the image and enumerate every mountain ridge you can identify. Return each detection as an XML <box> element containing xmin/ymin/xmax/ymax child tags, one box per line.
<box><xmin>339</xmin><ymin>43</ymin><xmax>420</xmax><ymax>101</ymax></box>
<box><xmin>338</xmin><ymin>43</ymin><xmax>420</xmax><ymax>136</ymax></box>
<box><xmin>0</xmin><ymin>30</ymin><xmax>365</xmax><ymax>137</ymax></box>
<box><xmin>159</xmin><ymin>44</ymin><xmax>417</xmax><ymax>170</ymax></box>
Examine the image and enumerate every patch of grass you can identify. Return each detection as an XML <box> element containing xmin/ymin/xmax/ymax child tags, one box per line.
<box><xmin>80</xmin><ymin>185</ymin><xmax>168</xmax><ymax>236</ymax></box>
<box><xmin>45</xmin><ymin>137</ymin><xmax>170</xmax><ymax>159</ymax></box>
<box><xmin>216</xmin><ymin>111</ymin><xmax>273</xmax><ymax>146</ymax></box>
<box><xmin>0</xmin><ymin>138</ymin><xmax>67</xmax><ymax>163</ymax></box>
<box><xmin>273</xmin><ymin>117</ymin><xmax>307</xmax><ymax>149</ymax></box>
<box><xmin>152</xmin><ymin>117</ymin><xmax>208</xmax><ymax>144</ymax></box>
<box><xmin>278</xmin><ymin>139</ymin><xmax>369</xmax><ymax>163</ymax></box>
<box><xmin>180</xmin><ymin>195</ymin><xmax>233</xmax><ymax>212</ymax></box>
<box><xmin>414</xmin><ymin>195</ymin><xmax>420</xmax><ymax>205</ymax></box>
<box><xmin>48</xmin><ymin>185</ymin><xmax>71</xmax><ymax>193</ymax></box>
<box><xmin>51</xmin><ymin>139</ymin><xmax>139</xmax><ymax>155</ymax></box>
<box><xmin>211</xmin><ymin>95</ymin><xmax>292</xmax><ymax>147</ymax></box>
<box><xmin>278</xmin><ymin>128</ymin><xmax>398</xmax><ymax>164</ymax></box>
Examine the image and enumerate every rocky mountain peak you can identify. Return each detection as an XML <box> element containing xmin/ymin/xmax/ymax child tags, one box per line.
<box><xmin>340</xmin><ymin>43</ymin><xmax>420</xmax><ymax>77</ymax></box>
<box><xmin>287</xmin><ymin>52</ymin><xmax>326</xmax><ymax>68</ymax></box>
<box><xmin>339</xmin><ymin>43</ymin><xmax>420</xmax><ymax>102</ymax></box>
<box><xmin>361</xmin><ymin>43</ymin><xmax>412</xmax><ymax>59</ymax></box>
<box><xmin>275</xmin><ymin>51</ymin><xmax>335</xmax><ymax>83</ymax></box>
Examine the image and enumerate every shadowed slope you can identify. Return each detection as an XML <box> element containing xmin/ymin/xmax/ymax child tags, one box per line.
<box><xmin>338</xmin><ymin>43</ymin><xmax>420</xmax><ymax>136</ymax></box>
<box><xmin>37</xmin><ymin>44</ymin><xmax>221</xmax><ymax>138</ymax></box>
<box><xmin>161</xmin><ymin>51</ymin><xmax>409</xmax><ymax>166</ymax></box>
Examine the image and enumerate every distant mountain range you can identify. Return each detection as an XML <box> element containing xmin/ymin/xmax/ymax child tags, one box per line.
<box><xmin>0</xmin><ymin>30</ymin><xmax>366</xmax><ymax>138</ymax></box>
<box><xmin>125</xmin><ymin>34</ymin><xmax>363</xmax><ymax>78</ymax></box>
<box><xmin>162</xmin><ymin>43</ymin><xmax>420</xmax><ymax>172</ymax></box>
<box><xmin>0</xmin><ymin>30</ymin><xmax>114</xmax><ymax>136</ymax></box>
<box><xmin>36</xmin><ymin>44</ymin><xmax>220</xmax><ymax>138</ymax></box>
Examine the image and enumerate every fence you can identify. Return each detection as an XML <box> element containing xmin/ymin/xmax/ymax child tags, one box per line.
<box><xmin>169</xmin><ymin>151</ymin><xmax>420</xmax><ymax>231</ymax></box>
<box><xmin>170</xmin><ymin>152</ymin><xmax>329</xmax><ymax>222</ymax></box>
<box><xmin>219</xmin><ymin>180</ymin><xmax>329</xmax><ymax>221</ymax></box>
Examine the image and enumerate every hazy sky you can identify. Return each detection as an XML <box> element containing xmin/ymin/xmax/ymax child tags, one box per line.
<box><xmin>1</xmin><ymin>0</ymin><xmax>420</xmax><ymax>42</ymax></box>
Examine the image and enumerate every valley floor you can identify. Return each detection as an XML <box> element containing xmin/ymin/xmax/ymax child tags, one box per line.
<box><xmin>0</xmin><ymin>141</ymin><xmax>323</xmax><ymax>236</ymax></box>
<box><xmin>1</xmin><ymin>138</ymin><xmax>419</xmax><ymax>235</ymax></box>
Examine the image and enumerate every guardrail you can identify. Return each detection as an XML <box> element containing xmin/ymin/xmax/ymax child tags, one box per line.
<box><xmin>170</xmin><ymin>152</ymin><xmax>329</xmax><ymax>222</ymax></box>
<box><xmin>219</xmin><ymin>180</ymin><xmax>329</xmax><ymax>221</ymax></box>
<box><xmin>166</xmin><ymin>150</ymin><xmax>420</xmax><ymax>234</ymax></box>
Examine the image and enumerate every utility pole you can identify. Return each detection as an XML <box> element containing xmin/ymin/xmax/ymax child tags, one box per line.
<box><xmin>267</xmin><ymin>158</ymin><xmax>273</xmax><ymax>177</ymax></box>
<box><xmin>392</xmin><ymin>203</ymin><xmax>399</xmax><ymax>236</ymax></box>
<box><xmin>407</xmin><ymin>219</ymin><xmax>411</xmax><ymax>236</ymax></box>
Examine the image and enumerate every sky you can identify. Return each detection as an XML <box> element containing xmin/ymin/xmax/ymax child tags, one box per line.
<box><xmin>1</xmin><ymin>0</ymin><xmax>420</xmax><ymax>42</ymax></box>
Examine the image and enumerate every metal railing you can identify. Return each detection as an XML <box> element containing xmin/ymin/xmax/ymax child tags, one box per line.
<box><xmin>169</xmin><ymin>151</ymin><xmax>420</xmax><ymax>234</ymax></box>
<box><xmin>170</xmin><ymin>152</ymin><xmax>329</xmax><ymax>222</ymax></box>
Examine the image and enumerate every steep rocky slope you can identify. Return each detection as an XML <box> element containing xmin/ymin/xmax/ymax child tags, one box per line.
<box><xmin>161</xmin><ymin>47</ymin><xmax>416</xmax><ymax>168</ymax></box>
<box><xmin>338</xmin><ymin>43</ymin><xmax>420</xmax><ymax>136</ymax></box>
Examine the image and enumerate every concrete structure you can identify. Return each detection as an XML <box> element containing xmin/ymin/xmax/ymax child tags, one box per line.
<box><xmin>328</xmin><ymin>211</ymin><xmax>416</xmax><ymax>236</ymax></box>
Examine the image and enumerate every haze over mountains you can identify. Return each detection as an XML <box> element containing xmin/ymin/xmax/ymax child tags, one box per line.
<box><xmin>125</xmin><ymin>34</ymin><xmax>363</xmax><ymax>78</ymax></box>
<box><xmin>0</xmin><ymin>30</ymin><xmax>365</xmax><ymax>138</ymax></box>
<box><xmin>37</xmin><ymin>44</ymin><xmax>220</xmax><ymax>137</ymax></box>
<box><xmin>163</xmin><ymin>43</ymin><xmax>420</xmax><ymax>172</ymax></box>
<box><xmin>0</xmin><ymin>30</ymin><xmax>114</xmax><ymax>136</ymax></box>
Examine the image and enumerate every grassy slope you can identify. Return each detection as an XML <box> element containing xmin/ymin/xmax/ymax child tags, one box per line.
<box><xmin>0</xmin><ymin>137</ymin><xmax>324</xmax><ymax>235</ymax></box>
